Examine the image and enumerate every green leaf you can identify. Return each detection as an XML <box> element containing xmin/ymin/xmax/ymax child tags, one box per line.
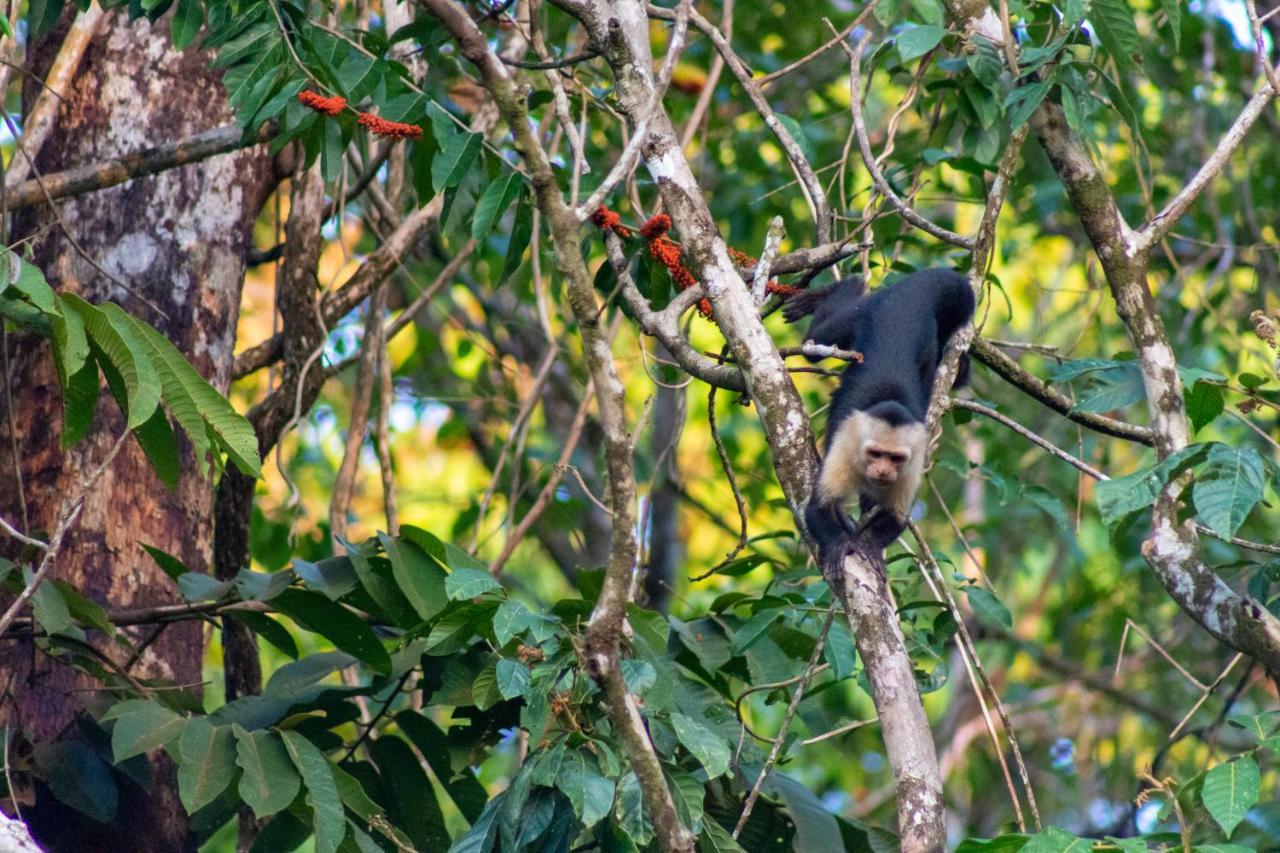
<box><xmin>1193</xmin><ymin>445</ymin><xmax>1265</xmax><ymax>538</ymax></box>
<box><xmin>966</xmin><ymin>586</ymin><xmax>1012</xmax><ymax>630</ymax></box>
<box><xmin>445</xmin><ymin>566</ymin><xmax>502</xmax><ymax>600</ymax></box>
<box><xmin>27</xmin><ymin>0</ymin><xmax>64</xmax><ymax>39</ymax></box>
<box><xmin>556</xmin><ymin>751</ymin><xmax>614</xmax><ymax>828</ymax></box>
<box><xmin>60</xmin><ymin>355</ymin><xmax>100</xmax><ymax>448</ymax></box>
<box><xmin>273</xmin><ymin>588</ymin><xmax>391</xmax><ymax>674</ymax></box>
<box><xmin>1186</xmin><ymin>381</ymin><xmax>1224</xmax><ymax>432</ymax></box>
<box><xmin>495</xmin><ymin>659</ymin><xmax>531</xmax><ymax>700</ymax></box>
<box><xmin>1095</xmin><ymin>444</ymin><xmax>1208</xmax><ymax>526</ymax></box>
<box><xmin>379</xmin><ymin>533</ymin><xmax>448</xmax><ymax>621</ymax></box>
<box><xmin>493</xmin><ymin>600</ymin><xmax>533</xmax><ymax>646</ymax></box>
<box><xmin>52</xmin><ymin>580</ymin><xmax>113</xmax><ymax>635</ymax></box>
<box><xmin>670</xmin><ymin>712</ymin><xmax>730</xmax><ymax>779</ymax></box>
<box><xmin>615</xmin><ymin>772</ymin><xmax>654</xmax><ymax>847</ymax></box>
<box><xmin>472</xmin><ymin>660</ymin><xmax>502</xmax><ymax>710</ymax></box>
<box><xmin>424</xmin><ymin>606</ymin><xmax>486</xmax><ymax>655</ymax></box>
<box><xmin>346</xmin><ymin>547</ymin><xmax>420</xmax><ymax>628</ymax></box>
<box><xmin>120</xmin><ymin>312</ymin><xmax>261</xmax><ymax>477</ymax></box>
<box><xmin>234</xmin><ymin>725</ymin><xmax>301</xmax><ymax>819</ymax></box>
<box><xmin>142</xmin><ymin>543</ymin><xmax>191</xmax><ymax>580</ymax></box>
<box><xmin>471</xmin><ymin>171</ymin><xmax>523</xmax><ymax>243</ymax></box>
<box><xmin>2</xmin><ymin>248</ymin><xmax>56</xmax><ymax>314</ymax></box>
<box><xmin>293</xmin><ymin>556</ymin><xmax>358</xmax><ymax>600</ymax></box>
<box><xmin>64</xmin><ymin>296</ymin><xmax>160</xmax><ymax>429</ymax></box>
<box><xmin>501</xmin><ymin>193</ymin><xmax>533</xmax><ymax>283</ymax></box>
<box><xmin>177</xmin><ymin>572</ymin><xmax>235</xmax><ymax>602</ymax></box>
<box><xmin>235</xmin><ymin>568</ymin><xmax>293</xmax><ymax>602</ymax></box>
<box><xmin>171</xmin><ymin>0</ymin><xmax>203</xmax><ymax>49</ymax></box>
<box><xmin>131</xmin><ymin>405</ymin><xmax>181</xmax><ymax>489</ymax></box>
<box><xmin>1202</xmin><ymin>757</ymin><xmax>1260</xmax><ymax>837</ymax></box>
<box><xmin>177</xmin><ymin>717</ymin><xmax>238</xmax><ymax>813</ymax></box>
<box><xmin>332</xmin><ymin>765</ymin><xmax>415</xmax><ymax>851</ymax></box>
<box><xmin>700</xmin><ymin>818</ymin><xmax>746</xmax><ymax>852</ymax></box>
<box><xmin>281</xmin><ymin>731</ymin><xmax>346</xmax><ymax>853</ymax></box>
<box><xmin>109</xmin><ymin>700</ymin><xmax>186</xmax><ymax>761</ymax></box>
<box><xmin>33</xmin><ymin>741</ymin><xmax>118</xmax><ymax>823</ymax></box>
<box><xmin>1006</xmin><ymin>81</ymin><xmax>1051</xmax><ymax>131</ymax></box>
<box><xmin>665</xmin><ymin>767</ymin><xmax>705</xmax><ymax>831</ymax></box>
<box><xmin>265</xmin><ymin>651</ymin><xmax>357</xmax><ymax>696</ymax></box>
<box><xmin>369</xmin><ymin>736</ymin><xmax>450</xmax><ymax>851</ymax></box>
<box><xmin>1158</xmin><ymin>0</ymin><xmax>1181</xmax><ymax>49</ymax></box>
<box><xmin>896</xmin><ymin>24</ymin><xmax>946</xmax><ymax>63</ymax></box>
<box><xmin>1091</xmin><ymin>0</ymin><xmax>1142</xmax><ymax>70</ymax></box>
<box><xmin>28</xmin><ymin>566</ymin><xmax>73</xmax><ymax>636</ymax></box>
<box><xmin>431</xmin><ymin>131</ymin><xmax>482</xmax><ymax>192</ymax></box>
<box><xmin>909</xmin><ymin>0</ymin><xmax>946</xmax><ymax>26</ymax></box>
<box><xmin>732</xmin><ymin>608</ymin><xmax>783</xmax><ymax>654</ymax></box>
<box><xmin>823</xmin><ymin>619</ymin><xmax>857</xmax><ymax>679</ymax></box>
<box><xmin>230</xmin><ymin>612</ymin><xmax>300</xmax><ymax>659</ymax></box>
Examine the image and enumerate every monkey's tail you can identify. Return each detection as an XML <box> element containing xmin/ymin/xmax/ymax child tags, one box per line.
<box><xmin>781</xmin><ymin>276</ymin><xmax>865</xmax><ymax>324</ymax></box>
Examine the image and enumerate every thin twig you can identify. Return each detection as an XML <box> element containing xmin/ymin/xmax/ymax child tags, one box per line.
<box><xmin>841</xmin><ymin>30</ymin><xmax>974</xmax><ymax>249</ymax></box>
<box><xmin>0</xmin><ymin>431</ymin><xmax>129</xmax><ymax>638</ymax></box>
<box><xmin>489</xmin><ymin>382</ymin><xmax>595</xmax><ymax>576</ymax></box>
<box><xmin>732</xmin><ymin>605</ymin><xmax>837</xmax><ymax>839</ymax></box>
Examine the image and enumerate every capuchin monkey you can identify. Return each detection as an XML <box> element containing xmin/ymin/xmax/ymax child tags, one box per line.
<box><xmin>784</xmin><ymin>269</ymin><xmax>975</xmax><ymax>568</ymax></box>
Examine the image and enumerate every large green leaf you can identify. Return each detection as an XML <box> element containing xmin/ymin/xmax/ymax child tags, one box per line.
<box><xmin>379</xmin><ymin>533</ymin><xmax>448</xmax><ymax>621</ymax></box>
<box><xmin>445</xmin><ymin>566</ymin><xmax>502</xmax><ymax>601</ymax></box>
<box><xmin>60</xmin><ymin>354</ymin><xmax>100</xmax><ymax>448</ymax></box>
<box><xmin>670</xmin><ymin>712</ymin><xmax>731</xmax><ymax>779</ymax></box>
<box><xmin>120</xmin><ymin>311</ymin><xmax>261</xmax><ymax>478</ymax></box>
<box><xmin>431</xmin><ymin>130</ymin><xmax>482</xmax><ymax>192</ymax></box>
<box><xmin>556</xmin><ymin>751</ymin><xmax>614</xmax><ymax>828</ymax></box>
<box><xmin>63</xmin><ymin>295</ymin><xmax>160</xmax><ymax>429</ymax></box>
<box><xmin>1193</xmin><ymin>445</ymin><xmax>1265</xmax><ymax>538</ymax></box>
<box><xmin>895</xmin><ymin>24</ymin><xmax>945</xmax><ymax>62</ymax></box>
<box><xmin>282</xmin><ymin>731</ymin><xmax>346</xmax><ymax>853</ymax></box>
<box><xmin>369</xmin><ymin>736</ymin><xmax>450</xmax><ymax>851</ymax></box>
<box><xmin>107</xmin><ymin>700</ymin><xmax>186</xmax><ymax>761</ymax></box>
<box><xmin>273</xmin><ymin>588</ymin><xmax>391</xmax><ymax>674</ymax></box>
<box><xmin>33</xmin><ymin>741</ymin><xmax>118</xmax><ymax>823</ymax></box>
<box><xmin>1091</xmin><ymin>0</ymin><xmax>1142</xmax><ymax>70</ymax></box>
<box><xmin>471</xmin><ymin>171</ymin><xmax>522</xmax><ymax>243</ymax></box>
<box><xmin>177</xmin><ymin>717</ymin><xmax>238</xmax><ymax>814</ymax></box>
<box><xmin>171</xmin><ymin>0</ymin><xmax>203</xmax><ymax>49</ymax></box>
<box><xmin>233</xmin><ymin>725</ymin><xmax>301</xmax><ymax>819</ymax></box>
<box><xmin>1202</xmin><ymin>756</ymin><xmax>1259</xmax><ymax>838</ymax></box>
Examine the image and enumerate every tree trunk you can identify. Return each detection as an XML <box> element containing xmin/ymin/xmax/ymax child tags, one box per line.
<box><xmin>0</xmin><ymin>9</ymin><xmax>275</xmax><ymax>851</ymax></box>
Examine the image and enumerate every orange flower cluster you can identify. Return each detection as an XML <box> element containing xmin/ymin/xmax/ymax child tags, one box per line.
<box><xmin>639</xmin><ymin>214</ymin><xmax>711</xmax><ymax>317</ymax></box>
<box><xmin>589</xmin><ymin>205</ymin><xmax>631</xmax><ymax>238</ymax></box>
<box><xmin>357</xmin><ymin>112</ymin><xmax>423</xmax><ymax>140</ymax></box>
<box><xmin>297</xmin><ymin>90</ymin><xmax>346</xmax><ymax>116</ymax></box>
<box><xmin>591</xmin><ymin>206</ymin><xmax>802</xmax><ymax>319</ymax></box>
<box><xmin>297</xmin><ymin>90</ymin><xmax>423</xmax><ymax>140</ymax></box>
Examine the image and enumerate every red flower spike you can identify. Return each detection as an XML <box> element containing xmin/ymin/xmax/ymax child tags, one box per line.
<box><xmin>639</xmin><ymin>213</ymin><xmax>672</xmax><ymax>240</ymax></box>
<box><xmin>298</xmin><ymin>90</ymin><xmax>347</xmax><ymax>117</ymax></box>
<box><xmin>357</xmin><ymin>112</ymin><xmax>423</xmax><ymax>140</ymax></box>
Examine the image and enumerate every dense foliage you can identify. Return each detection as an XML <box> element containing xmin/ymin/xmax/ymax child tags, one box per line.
<box><xmin>2</xmin><ymin>0</ymin><xmax>1279</xmax><ymax>850</ymax></box>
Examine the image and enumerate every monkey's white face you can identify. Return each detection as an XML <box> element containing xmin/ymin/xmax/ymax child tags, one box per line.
<box><xmin>815</xmin><ymin>411</ymin><xmax>926</xmax><ymax>520</ymax></box>
<box><xmin>862</xmin><ymin>442</ymin><xmax>911</xmax><ymax>487</ymax></box>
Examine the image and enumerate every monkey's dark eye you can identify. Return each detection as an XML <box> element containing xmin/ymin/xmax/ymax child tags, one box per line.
<box><xmin>867</xmin><ymin>449</ymin><xmax>883</xmax><ymax>460</ymax></box>
<box><xmin>889</xmin><ymin>453</ymin><xmax>908</xmax><ymax>465</ymax></box>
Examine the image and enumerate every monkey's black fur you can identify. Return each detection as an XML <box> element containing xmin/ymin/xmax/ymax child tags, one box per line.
<box><xmin>788</xmin><ymin>269</ymin><xmax>976</xmax><ymax>565</ymax></box>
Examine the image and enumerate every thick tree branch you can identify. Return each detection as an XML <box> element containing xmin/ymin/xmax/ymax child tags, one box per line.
<box><xmin>649</xmin><ymin>2</ymin><xmax>833</xmax><ymax>247</ymax></box>
<box><xmin>232</xmin><ymin>202</ymin><xmax>440</xmax><ymax>378</ymax></box>
<box><xmin>4</xmin><ymin>123</ymin><xmax>273</xmax><ymax>211</ymax></box>
<box><xmin>1135</xmin><ymin>63</ymin><xmax>1280</xmax><ymax>253</ymax></box>
<box><xmin>940</xmin><ymin>3</ymin><xmax>1280</xmax><ymax>675</ymax></box>
<box><xmin>555</xmin><ymin>2</ymin><xmax>945</xmax><ymax>847</ymax></box>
